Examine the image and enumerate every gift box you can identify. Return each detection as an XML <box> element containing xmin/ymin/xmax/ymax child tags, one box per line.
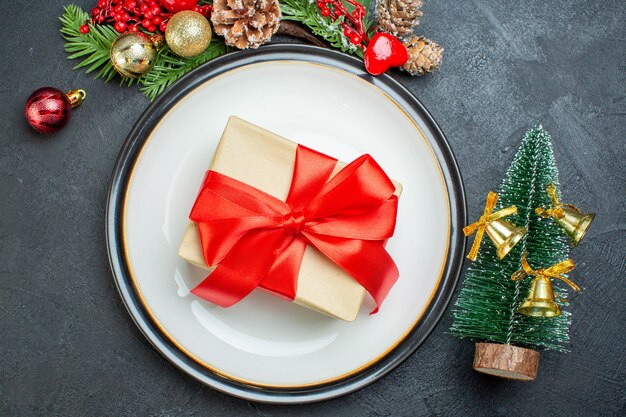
<box><xmin>178</xmin><ymin>116</ymin><xmax>402</xmax><ymax>321</ymax></box>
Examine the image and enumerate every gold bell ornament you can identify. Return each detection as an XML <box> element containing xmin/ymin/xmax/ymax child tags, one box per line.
<box><xmin>511</xmin><ymin>252</ymin><xmax>580</xmax><ymax>318</ymax></box>
<box><xmin>463</xmin><ymin>192</ymin><xmax>526</xmax><ymax>261</ymax></box>
<box><xmin>536</xmin><ymin>183</ymin><xmax>595</xmax><ymax>246</ymax></box>
<box><xmin>110</xmin><ymin>32</ymin><xmax>164</xmax><ymax>78</ymax></box>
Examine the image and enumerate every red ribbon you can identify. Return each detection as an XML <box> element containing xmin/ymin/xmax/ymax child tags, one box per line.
<box><xmin>189</xmin><ymin>145</ymin><xmax>399</xmax><ymax>313</ymax></box>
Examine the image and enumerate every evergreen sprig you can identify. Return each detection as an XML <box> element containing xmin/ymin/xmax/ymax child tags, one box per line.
<box><xmin>60</xmin><ymin>4</ymin><xmax>229</xmax><ymax>100</ymax></box>
<box><xmin>61</xmin><ymin>1</ymin><xmax>371</xmax><ymax>99</ymax></box>
<box><xmin>451</xmin><ymin>127</ymin><xmax>573</xmax><ymax>351</ymax></box>
<box><xmin>60</xmin><ymin>4</ymin><xmax>133</xmax><ymax>85</ymax></box>
<box><xmin>280</xmin><ymin>0</ymin><xmax>364</xmax><ymax>58</ymax></box>
<box><xmin>139</xmin><ymin>39</ymin><xmax>228</xmax><ymax>99</ymax></box>
<box><xmin>343</xmin><ymin>0</ymin><xmax>376</xmax><ymax>36</ymax></box>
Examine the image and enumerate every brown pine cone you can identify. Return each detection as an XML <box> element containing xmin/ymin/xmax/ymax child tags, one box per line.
<box><xmin>401</xmin><ymin>35</ymin><xmax>443</xmax><ymax>76</ymax></box>
<box><xmin>211</xmin><ymin>0</ymin><xmax>281</xmax><ymax>49</ymax></box>
<box><xmin>377</xmin><ymin>0</ymin><xmax>423</xmax><ymax>39</ymax></box>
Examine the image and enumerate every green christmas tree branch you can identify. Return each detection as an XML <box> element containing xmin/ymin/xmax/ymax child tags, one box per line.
<box><xmin>61</xmin><ymin>1</ymin><xmax>372</xmax><ymax>100</ymax></box>
<box><xmin>59</xmin><ymin>4</ymin><xmax>229</xmax><ymax>100</ymax></box>
<box><xmin>60</xmin><ymin>4</ymin><xmax>133</xmax><ymax>85</ymax></box>
<box><xmin>138</xmin><ymin>39</ymin><xmax>229</xmax><ymax>99</ymax></box>
<box><xmin>280</xmin><ymin>0</ymin><xmax>366</xmax><ymax>58</ymax></box>
<box><xmin>451</xmin><ymin>127</ymin><xmax>574</xmax><ymax>352</ymax></box>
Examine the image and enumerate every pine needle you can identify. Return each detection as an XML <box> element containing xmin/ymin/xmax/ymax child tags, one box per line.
<box><xmin>61</xmin><ymin>2</ymin><xmax>369</xmax><ymax>99</ymax></box>
<box><xmin>139</xmin><ymin>40</ymin><xmax>229</xmax><ymax>100</ymax></box>
<box><xmin>60</xmin><ymin>4</ymin><xmax>132</xmax><ymax>85</ymax></box>
<box><xmin>59</xmin><ymin>4</ymin><xmax>229</xmax><ymax>100</ymax></box>
<box><xmin>280</xmin><ymin>0</ymin><xmax>368</xmax><ymax>58</ymax></box>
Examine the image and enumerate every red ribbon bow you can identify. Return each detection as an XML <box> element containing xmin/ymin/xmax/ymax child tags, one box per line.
<box><xmin>190</xmin><ymin>145</ymin><xmax>399</xmax><ymax>313</ymax></box>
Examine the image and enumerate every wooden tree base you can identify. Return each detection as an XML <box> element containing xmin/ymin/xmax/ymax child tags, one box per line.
<box><xmin>473</xmin><ymin>343</ymin><xmax>540</xmax><ymax>381</ymax></box>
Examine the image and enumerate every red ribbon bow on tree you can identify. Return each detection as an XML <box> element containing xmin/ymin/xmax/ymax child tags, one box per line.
<box><xmin>190</xmin><ymin>145</ymin><xmax>400</xmax><ymax>313</ymax></box>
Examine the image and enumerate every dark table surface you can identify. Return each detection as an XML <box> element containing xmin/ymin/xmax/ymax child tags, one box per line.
<box><xmin>1</xmin><ymin>0</ymin><xmax>625</xmax><ymax>416</ymax></box>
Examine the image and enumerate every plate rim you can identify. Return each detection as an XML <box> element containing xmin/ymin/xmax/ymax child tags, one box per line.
<box><xmin>106</xmin><ymin>44</ymin><xmax>466</xmax><ymax>404</ymax></box>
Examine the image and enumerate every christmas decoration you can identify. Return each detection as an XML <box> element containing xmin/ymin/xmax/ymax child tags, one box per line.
<box><xmin>512</xmin><ymin>252</ymin><xmax>580</xmax><ymax>318</ymax></box>
<box><xmin>364</xmin><ymin>32</ymin><xmax>408</xmax><ymax>75</ymax></box>
<box><xmin>61</xmin><ymin>0</ymin><xmax>440</xmax><ymax>100</ymax></box>
<box><xmin>463</xmin><ymin>192</ymin><xmax>525</xmax><ymax>262</ymax></box>
<box><xmin>280</xmin><ymin>0</ymin><xmax>374</xmax><ymax>58</ymax></box>
<box><xmin>62</xmin><ymin>6</ymin><xmax>130</xmax><ymax>85</ymax></box>
<box><xmin>314</xmin><ymin>0</ymin><xmax>372</xmax><ymax>50</ymax></box>
<box><xmin>287</xmin><ymin>0</ymin><xmax>440</xmax><ymax>76</ymax></box>
<box><xmin>401</xmin><ymin>35</ymin><xmax>443</xmax><ymax>76</ymax></box>
<box><xmin>211</xmin><ymin>0</ymin><xmax>281</xmax><ymax>49</ymax></box>
<box><xmin>90</xmin><ymin>0</ymin><xmax>210</xmax><ymax>34</ymax></box>
<box><xmin>376</xmin><ymin>0</ymin><xmax>422</xmax><ymax>38</ymax></box>
<box><xmin>160</xmin><ymin>0</ymin><xmax>199</xmax><ymax>13</ymax></box>
<box><xmin>61</xmin><ymin>5</ymin><xmax>227</xmax><ymax>100</ymax></box>
<box><xmin>165</xmin><ymin>10</ymin><xmax>212</xmax><ymax>57</ymax></box>
<box><xmin>375</xmin><ymin>0</ymin><xmax>443</xmax><ymax>76</ymax></box>
<box><xmin>536</xmin><ymin>183</ymin><xmax>595</xmax><ymax>246</ymax></box>
<box><xmin>110</xmin><ymin>32</ymin><xmax>163</xmax><ymax>77</ymax></box>
<box><xmin>24</xmin><ymin>88</ymin><xmax>86</xmax><ymax>134</ymax></box>
<box><xmin>451</xmin><ymin>126</ymin><xmax>587</xmax><ymax>380</ymax></box>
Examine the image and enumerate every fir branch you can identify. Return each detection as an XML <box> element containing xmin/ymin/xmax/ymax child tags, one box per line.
<box><xmin>60</xmin><ymin>4</ymin><xmax>134</xmax><ymax>86</ymax></box>
<box><xmin>60</xmin><ymin>4</ymin><xmax>229</xmax><ymax>100</ymax></box>
<box><xmin>280</xmin><ymin>0</ymin><xmax>364</xmax><ymax>58</ymax></box>
<box><xmin>61</xmin><ymin>1</ymin><xmax>370</xmax><ymax>100</ymax></box>
<box><xmin>138</xmin><ymin>40</ymin><xmax>230</xmax><ymax>101</ymax></box>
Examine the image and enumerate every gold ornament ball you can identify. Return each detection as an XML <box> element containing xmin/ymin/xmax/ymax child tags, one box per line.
<box><xmin>110</xmin><ymin>32</ymin><xmax>159</xmax><ymax>78</ymax></box>
<box><xmin>165</xmin><ymin>11</ymin><xmax>212</xmax><ymax>58</ymax></box>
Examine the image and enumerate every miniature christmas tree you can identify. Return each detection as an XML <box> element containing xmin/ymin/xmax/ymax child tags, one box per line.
<box><xmin>451</xmin><ymin>126</ymin><xmax>578</xmax><ymax>380</ymax></box>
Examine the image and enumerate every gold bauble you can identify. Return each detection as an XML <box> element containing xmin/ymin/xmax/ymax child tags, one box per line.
<box><xmin>165</xmin><ymin>11</ymin><xmax>212</xmax><ymax>58</ymax></box>
<box><xmin>110</xmin><ymin>32</ymin><xmax>160</xmax><ymax>78</ymax></box>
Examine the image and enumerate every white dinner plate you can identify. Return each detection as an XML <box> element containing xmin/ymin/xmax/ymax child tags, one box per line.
<box><xmin>107</xmin><ymin>45</ymin><xmax>466</xmax><ymax>403</ymax></box>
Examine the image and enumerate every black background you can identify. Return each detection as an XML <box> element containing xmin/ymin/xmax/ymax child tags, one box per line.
<box><xmin>1</xmin><ymin>0</ymin><xmax>624</xmax><ymax>416</ymax></box>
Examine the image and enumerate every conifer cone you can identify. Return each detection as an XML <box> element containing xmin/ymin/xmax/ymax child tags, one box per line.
<box><xmin>401</xmin><ymin>35</ymin><xmax>443</xmax><ymax>76</ymax></box>
<box><xmin>376</xmin><ymin>0</ymin><xmax>423</xmax><ymax>39</ymax></box>
<box><xmin>211</xmin><ymin>0</ymin><xmax>281</xmax><ymax>49</ymax></box>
